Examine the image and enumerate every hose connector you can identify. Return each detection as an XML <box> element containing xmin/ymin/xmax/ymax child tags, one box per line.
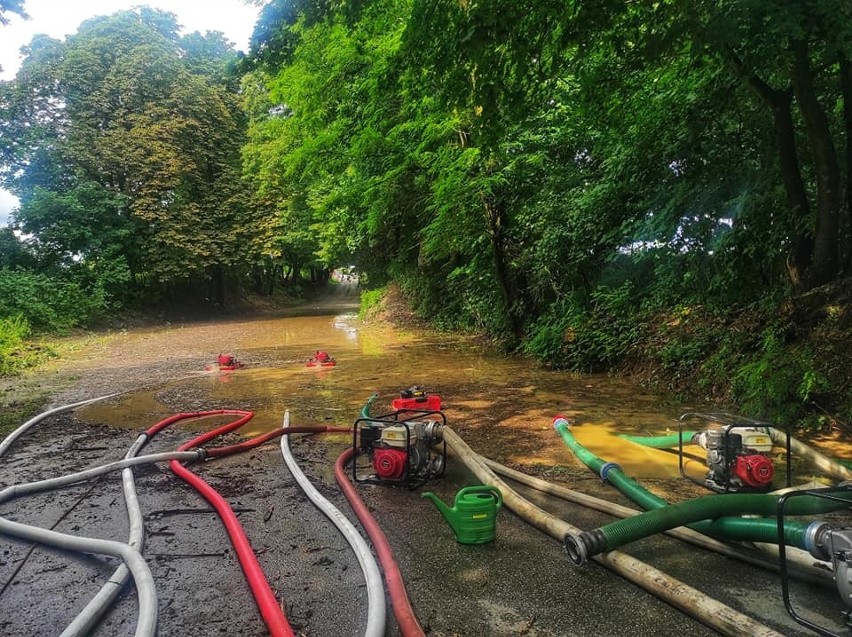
<box><xmin>564</xmin><ymin>529</ymin><xmax>606</xmax><ymax>566</ymax></box>
<box><xmin>599</xmin><ymin>462</ymin><xmax>622</xmax><ymax>483</ymax></box>
<box><xmin>189</xmin><ymin>447</ymin><xmax>207</xmax><ymax>461</ymax></box>
<box><xmin>552</xmin><ymin>416</ymin><xmax>570</xmax><ymax>430</ymax></box>
<box><xmin>804</xmin><ymin>520</ymin><xmax>832</xmax><ymax>561</ymax></box>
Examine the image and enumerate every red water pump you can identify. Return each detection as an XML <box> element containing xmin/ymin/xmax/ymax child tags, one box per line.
<box><xmin>353</xmin><ymin>391</ymin><xmax>447</xmax><ymax>487</ymax></box>
<box><xmin>691</xmin><ymin>427</ymin><xmax>774</xmax><ymax>492</ymax></box>
<box><xmin>391</xmin><ymin>386</ymin><xmax>442</xmax><ymax>412</ymax></box>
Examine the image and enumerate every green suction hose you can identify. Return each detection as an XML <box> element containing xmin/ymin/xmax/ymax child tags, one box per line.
<box><xmin>553</xmin><ymin>418</ymin><xmax>842</xmax><ymax>564</ymax></box>
<box><xmin>620</xmin><ymin>432</ymin><xmax>698</xmax><ymax>449</ymax></box>
<box><xmin>360</xmin><ymin>393</ymin><xmax>379</xmax><ymax>418</ymax></box>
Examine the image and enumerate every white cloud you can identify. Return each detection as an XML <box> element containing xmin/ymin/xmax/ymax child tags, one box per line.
<box><xmin>0</xmin><ymin>189</ymin><xmax>18</xmax><ymax>226</ymax></box>
<box><xmin>1</xmin><ymin>0</ymin><xmax>262</xmax><ymax>80</ymax></box>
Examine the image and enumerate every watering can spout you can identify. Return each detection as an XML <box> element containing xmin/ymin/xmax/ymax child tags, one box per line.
<box><xmin>421</xmin><ymin>491</ymin><xmax>458</xmax><ymax>531</ymax></box>
<box><xmin>422</xmin><ymin>485</ymin><xmax>502</xmax><ymax>544</ymax></box>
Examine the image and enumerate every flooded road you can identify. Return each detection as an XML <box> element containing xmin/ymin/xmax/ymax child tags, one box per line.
<box><xmin>77</xmin><ymin>308</ymin><xmax>709</xmax><ymax>481</ymax></box>
<box><xmin>6</xmin><ymin>294</ymin><xmax>852</xmax><ymax>636</ymax></box>
<box><xmin>77</xmin><ymin>301</ymin><xmax>852</xmax><ymax>485</ymax></box>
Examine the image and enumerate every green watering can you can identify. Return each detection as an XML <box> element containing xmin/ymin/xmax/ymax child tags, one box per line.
<box><xmin>422</xmin><ymin>485</ymin><xmax>502</xmax><ymax>544</ymax></box>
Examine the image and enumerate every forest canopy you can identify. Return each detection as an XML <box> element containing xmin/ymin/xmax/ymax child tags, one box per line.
<box><xmin>2</xmin><ymin>1</ymin><xmax>852</xmax><ymax>427</ymax></box>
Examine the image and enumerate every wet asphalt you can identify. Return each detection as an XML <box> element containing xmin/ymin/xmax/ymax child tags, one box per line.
<box><xmin>0</xmin><ymin>414</ymin><xmax>845</xmax><ymax>636</ymax></box>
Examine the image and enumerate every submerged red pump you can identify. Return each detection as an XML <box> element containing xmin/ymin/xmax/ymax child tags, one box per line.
<box><xmin>353</xmin><ymin>388</ymin><xmax>447</xmax><ymax>487</ymax></box>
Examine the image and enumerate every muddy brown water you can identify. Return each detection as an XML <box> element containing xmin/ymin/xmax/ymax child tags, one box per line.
<box><xmin>4</xmin><ymin>301</ymin><xmax>852</xmax><ymax>636</ymax></box>
<box><xmin>76</xmin><ymin>308</ymin><xmax>852</xmax><ymax>482</ymax></box>
<box><xmin>76</xmin><ymin>311</ymin><xmax>723</xmax><ymax>480</ymax></box>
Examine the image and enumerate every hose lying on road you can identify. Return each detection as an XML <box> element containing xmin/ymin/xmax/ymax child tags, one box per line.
<box><xmin>482</xmin><ymin>457</ymin><xmax>832</xmax><ymax>582</ymax></box>
<box><xmin>280</xmin><ymin>411</ymin><xmax>386</xmax><ymax>637</ymax></box>
<box><xmin>443</xmin><ymin>426</ymin><xmax>783</xmax><ymax>637</ymax></box>
<box><xmin>555</xmin><ymin>418</ymin><xmax>834</xmax><ymax>551</ymax></box>
<box><xmin>148</xmin><ymin>410</ymin><xmax>296</xmax><ymax>637</ymax></box>
<box><xmin>564</xmin><ymin>486</ymin><xmax>849</xmax><ymax>566</ymax></box>
<box><xmin>1</xmin><ymin>397</ymin><xmax>167</xmax><ymax>637</ymax></box>
<box><xmin>0</xmin><ymin>449</ymin><xmax>203</xmax><ymax>637</ymax></box>
<box><xmin>0</xmin><ymin>516</ymin><xmax>158</xmax><ymax>637</ymax></box>
<box><xmin>207</xmin><ymin>424</ymin><xmax>350</xmax><ymax>458</ymax></box>
<box><xmin>0</xmin><ymin>394</ymin><xmax>118</xmax><ymax>458</ymax></box>
<box><xmin>335</xmin><ymin>446</ymin><xmax>426</xmax><ymax>637</ymax></box>
<box><xmin>622</xmin><ymin>428</ymin><xmax>852</xmax><ymax>482</ymax></box>
<box><xmin>765</xmin><ymin>427</ymin><xmax>852</xmax><ymax>482</ymax></box>
<box><xmin>62</xmin><ymin>411</ymin><xmax>353</xmax><ymax>637</ymax></box>
<box><xmin>62</xmin><ymin>433</ymin><xmax>150</xmax><ymax>637</ymax></box>
<box><xmin>0</xmin><ymin>450</ymin><xmax>203</xmax><ymax>504</ymax></box>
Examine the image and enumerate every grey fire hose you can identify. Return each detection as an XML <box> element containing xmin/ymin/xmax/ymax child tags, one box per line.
<box><xmin>0</xmin><ymin>451</ymin><xmax>203</xmax><ymax>504</ymax></box>
<box><xmin>0</xmin><ymin>394</ymin><xmax>144</xmax><ymax>636</ymax></box>
<box><xmin>0</xmin><ymin>394</ymin><xmax>117</xmax><ymax>458</ymax></box>
<box><xmin>0</xmin><ymin>450</ymin><xmax>202</xmax><ymax>637</ymax></box>
<box><xmin>279</xmin><ymin>411</ymin><xmax>386</xmax><ymax>637</ymax></box>
<box><xmin>0</xmin><ymin>516</ymin><xmax>158</xmax><ymax>637</ymax></box>
<box><xmin>61</xmin><ymin>433</ymin><xmax>150</xmax><ymax>637</ymax></box>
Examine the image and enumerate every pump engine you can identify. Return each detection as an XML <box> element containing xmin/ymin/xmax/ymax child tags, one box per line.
<box><xmin>353</xmin><ymin>392</ymin><xmax>447</xmax><ymax>487</ymax></box>
<box><xmin>360</xmin><ymin>419</ymin><xmax>445</xmax><ymax>482</ymax></box>
<box><xmin>676</xmin><ymin>413</ymin><xmax>782</xmax><ymax>493</ymax></box>
<box><xmin>777</xmin><ymin>486</ymin><xmax>852</xmax><ymax>635</ymax></box>
<box><xmin>691</xmin><ymin>427</ymin><xmax>774</xmax><ymax>492</ymax></box>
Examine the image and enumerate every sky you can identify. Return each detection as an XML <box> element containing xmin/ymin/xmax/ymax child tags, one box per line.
<box><xmin>0</xmin><ymin>0</ymin><xmax>263</xmax><ymax>226</ymax></box>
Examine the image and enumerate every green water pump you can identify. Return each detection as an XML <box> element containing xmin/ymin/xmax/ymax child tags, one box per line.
<box><xmin>422</xmin><ymin>485</ymin><xmax>502</xmax><ymax>544</ymax></box>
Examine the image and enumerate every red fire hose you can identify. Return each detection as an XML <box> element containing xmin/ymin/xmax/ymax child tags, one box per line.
<box><xmin>146</xmin><ymin>411</ymin><xmax>295</xmax><ymax>637</ymax></box>
<box><xmin>206</xmin><ymin>425</ymin><xmax>351</xmax><ymax>458</ymax></box>
<box><xmin>335</xmin><ymin>448</ymin><xmax>426</xmax><ymax>637</ymax></box>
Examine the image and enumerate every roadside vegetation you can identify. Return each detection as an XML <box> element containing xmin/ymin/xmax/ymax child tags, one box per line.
<box><xmin>1</xmin><ymin>1</ymin><xmax>851</xmax><ymax>432</ymax></box>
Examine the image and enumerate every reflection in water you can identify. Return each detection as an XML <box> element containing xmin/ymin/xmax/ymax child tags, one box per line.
<box><xmin>79</xmin><ymin>312</ymin><xmax>852</xmax><ymax>480</ymax></box>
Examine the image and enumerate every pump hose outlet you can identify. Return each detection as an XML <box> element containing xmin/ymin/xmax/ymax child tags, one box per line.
<box><xmin>804</xmin><ymin>520</ymin><xmax>832</xmax><ymax>561</ymax></box>
<box><xmin>564</xmin><ymin>529</ymin><xmax>607</xmax><ymax>566</ymax></box>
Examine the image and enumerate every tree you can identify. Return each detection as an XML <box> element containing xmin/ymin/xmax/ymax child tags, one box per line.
<box><xmin>0</xmin><ymin>8</ymin><xmax>271</xmax><ymax>305</ymax></box>
<box><xmin>0</xmin><ymin>0</ymin><xmax>27</xmax><ymax>26</ymax></box>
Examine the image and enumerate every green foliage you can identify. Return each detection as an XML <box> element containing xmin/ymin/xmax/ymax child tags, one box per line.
<box><xmin>524</xmin><ymin>283</ymin><xmax>645</xmax><ymax>372</ymax></box>
<box><xmin>359</xmin><ymin>287</ymin><xmax>386</xmax><ymax>319</ymax></box>
<box><xmin>0</xmin><ymin>315</ymin><xmax>30</xmax><ymax>375</ymax></box>
<box><xmin>1</xmin><ymin>7</ymin><xmax>273</xmax><ymax>309</ymax></box>
<box><xmin>730</xmin><ymin>327</ymin><xmax>816</xmax><ymax>423</ymax></box>
<box><xmin>0</xmin><ymin>269</ymin><xmax>103</xmax><ymax>331</ymax></box>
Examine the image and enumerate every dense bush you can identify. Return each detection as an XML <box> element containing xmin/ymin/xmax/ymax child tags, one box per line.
<box><xmin>0</xmin><ymin>315</ymin><xmax>30</xmax><ymax>375</ymax></box>
<box><xmin>359</xmin><ymin>286</ymin><xmax>387</xmax><ymax>319</ymax></box>
<box><xmin>0</xmin><ymin>269</ymin><xmax>106</xmax><ymax>332</ymax></box>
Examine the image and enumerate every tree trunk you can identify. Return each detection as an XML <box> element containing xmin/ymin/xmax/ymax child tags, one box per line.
<box><xmin>484</xmin><ymin>200</ymin><xmax>522</xmax><ymax>341</ymax></box>
<box><xmin>791</xmin><ymin>39</ymin><xmax>842</xmax><ymax>287</ymax></box>
<box><xmin>726</xmin><ymin>53</ymin><xmax>813</xmax><ymax>287</ymax></box>
<box><xmin>840</xmin><ymin>56</ymin><xmax>852</xmax><ymax>270</ymax></box>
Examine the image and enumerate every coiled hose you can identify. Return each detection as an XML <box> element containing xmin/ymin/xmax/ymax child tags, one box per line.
<box><xmin>61</xmin><ymin>433</ymin><xmax>150</xmax><ymax>637</ymax></box>
<box><xmin>0</xmin><ymin>449</ymin><xmax>203</xmax><ymax>637</ymax></box>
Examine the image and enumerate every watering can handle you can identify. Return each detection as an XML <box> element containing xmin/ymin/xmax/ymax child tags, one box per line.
<box><xmin>457</xmin><ymin>485</ymin><xmax>502</xmax><ymax>511</ymax></box>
